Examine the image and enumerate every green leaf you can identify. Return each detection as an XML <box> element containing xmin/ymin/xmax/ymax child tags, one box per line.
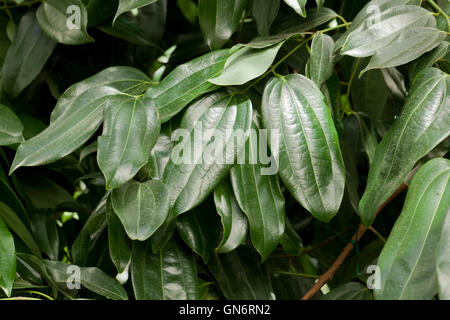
<box><xmin>111</xmin><ymin>180</ymin><xmax>169</xmax><ymax>241</ymax></box>
<box><xmin>251</xmin><ymin>0</ymin><xmax>280</xmax><ymax>36</ymax></box>
<box><xmin>271</xmin><ymin>7</ymin><xmax>337</xmax><ymax>35</ymax></box>
<box><xmin>36</xmin><ymin>0</ymin><xmax>94</xmax><ymax>45</ymax></box>
<box><xmin>261</xmin><ymin>74</ymin><xmax>345</xmax><ymax>222</ymax></box>
<box><xmin>131</xmin><ymin>239</ymin><xmax>199</xmax><ymax>299</ymax></box>
<box><xmin>360</xmin><ymin>27</ymin><xmax>446</xmax><ymax>75</ymax></box>
<box><xmin>163</xmin><ymin>92</ymin><xmax>252</xmax><ymax>216</ymax></box>
<box><xmin>341</xmin><ymin>5</ymin><xmax>435</xmax><ymax>58</ymax></box>
<box><xmin>176</xmin><ymin>199</ymin><xmax>221</xmax><ymax>263</ymax></box>
<box><xmin>114</xmin><ymin>0</ymin><xmax>158</xmax><ymax>24</ymax></box>
<box><xmin>198</xmin><ymin>0</ymin><xmax>248</xmax><ymax>50</ymax></box>
<box><xmin>209</xmin><ymin>41</ymin><xmax>284</xmax><ymax>86</ymax></box>
<box><xmin>283</xmin><ymin>0</ymin><xmax>307</xmax><ymax>18</ymax></box>
<box><xmin>307</xmin><ymin>33</ymin><xmax>334</xmax><ymax>87</ymax></box>
<box><xmin>207</xmin><ymin>244</ymin><xmax>275</xmax><ymax>299</ymax></box>
<box><xmin>106</xmin><ymin>196</ymin><xmax>131</xmax><ymax>273</ymax></box>
<box><xmin>43</xmin><ymin>260</ymin><xmax>128</xmax><ymax>300</ymax></box>
<box><xmin>0</xmin><ymin>216</ymin><xmax>16</xmax><ymax>297</ymax></box>
<box><xmin>280</xmin><ymin>215</ymin><xmax>303</xmax><ymax>256</ymax></box>
<box><xmin>213</xmin><ymin>179</ymin><xmax>248</xmax><ymax>253</ymax></box>
<box><xmin>359</xmin><ymin>68</ymin><xmax>449</xmax><ymax>226</ymax></box>
<box><xmin>230</xmin><ymin>118</ymin><xmax>285</xmax><ymax>261</ymax></box>
<box><xmin>374</xmin><ymin>158</ymin><xmax>450</xmax><ymax>300</ymax></box>
<box><xmin>437</xmin><ymin>211</ymin><xmax>450</xmax><ymax>300</ymax></box>
<box><xmin>29</xmin><ymin>211</ymin><xmax>59</xmax><ymax>261</ymax></box>
<box><xmin>1</xmin><ymin>11</ymin><xmax>57</xmax><ymax>99</ymax></box>
<box><xmin>315</xmin><ymin>0</ymin><xmax>324</xmax><ymax>10</ymax></box>
<box><xmin>97</xmin><ymin>95</ymin><xmax>160</xmax><ymax>189</ymax></box>
<box><xmin>144</xmin><ymin>49</ymin><xmax>229</xmax><ymax>123</ymax></box>
<box><xmin>409</xmin><ymin>41</ymin><xmax>449</xmax><ymax>80</ymax></box>
<box><xmin>148</xmin><ymin>123</ymin><xmax>173</xmax><ymax>180</ymax></box>
<box><xmin>10</xmin><ymin>86</ymin><xmax>120</xmax><ymax>173</ymax></box>
<box><xmin>0</xmin><ymin>202</ymin><xmax>41</xmax><ymax>258</ymax></box>
<box><xmin>321</xmin><ymin>282</ymin><xmax>372</xmax><ymax>300</ymax></box>
<box><xmin>0</xmin><ymin>104</ymin><xmax>24</xmax><ymax>146</ymax></box>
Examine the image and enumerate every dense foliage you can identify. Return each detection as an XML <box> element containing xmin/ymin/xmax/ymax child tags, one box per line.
<box><xmin>0</xmin><ymin>0</ymin><xmax>449</xmax><ymax>300</ymax></box>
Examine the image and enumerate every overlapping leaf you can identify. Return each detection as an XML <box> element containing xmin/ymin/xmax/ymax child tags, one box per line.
<box><xmin>0</xmin><ymin>104</ymin><xmax>24</xmax><ymax>146</ymax></box>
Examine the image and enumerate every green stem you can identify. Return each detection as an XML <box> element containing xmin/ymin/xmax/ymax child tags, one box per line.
<box><xmin>346</xmin><ymin>58</ymin><xmax>360</xmax><ymax>99</ymax></box>
<box><xmin>426</xmin><ymin>0</ymin><xmax>450</xmax><ymax>32</ymax></box>
<box><xmin>26</xmin><ymin>290</ymin><xmax>54</xmax><ymax>300</ymax></box>
<box><xmin>319</xmin><ymin>22</ymin><xmax>352</xmax><ymax>34</ymax></box>
<box><xmin>273</xmin><ymin>271</ymin><xmax>320</xmax><ymax>279</ymax></box>
<box><xmin>367</xmin><ymin>226</ymin><xmax>386</xmax><ymax>243</ymax></box>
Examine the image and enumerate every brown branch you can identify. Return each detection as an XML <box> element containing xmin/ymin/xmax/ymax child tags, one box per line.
<box><xmin>301</xmin><ymin>183</ymin><xmax>407</xmax><ymax>300</ymax></box>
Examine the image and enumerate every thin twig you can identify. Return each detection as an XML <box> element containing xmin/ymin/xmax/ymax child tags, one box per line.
<box><xmin>301</xmin><ymin>183</ymin><xmax>407</xmax><ymax>300</ymax></box>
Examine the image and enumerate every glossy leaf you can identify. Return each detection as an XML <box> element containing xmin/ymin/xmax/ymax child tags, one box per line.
<box><xmin>98</xmin><ymin>95</ymin><xmax>160</xmax><ymax>189</ymax></box>
<box><xmin>0</xmin><ymin>216</ymin><xmax>15</xmax><ymax>297</ymax></box>
<box><xmin>106</xmin><ymin>196</ymin><xmax>131</xmax><ymax>273</ymax></box>
<box><xmin>1</xmin><ymin>11</ymin><xmax>57</xmax><ymax>99</ymax></box>
<box><xmin>131</xmin><ymin>239</ymin><xmax>199</xmax><ymax>299</ymax></box>
<box><xmin>251</xmin><ymin>0</ymin><xmax>280</xmax><ymax>36</ymax></box>
<box><xmin>207</xmin><ymin>244</ymin><xmax>275</xmax><ymax>299</ymax></box>
<box><xmin>148</xmin><ymin>123</ymin><xmax>173</xmax><ymax>180</ymax></box>
<box><xmin>209</xmin><ymin>41</ymin><xmax>284</xmax><ymax>86</ymax></box>
<box><xmin>271</xmin><ymin>7</ymin><xmax>337</xmax><ymax>34</ymax></box>
<box><xmin>409</xmin><ymin>41</ymin><xmax>449</xmax><ymax>80</ymax></box>
<box><xmin>359</xmin><ymin>68</ymin><xmax>449</xmax><ymax>226</ymax></box>
<box><xmin>144</xmin><ymin>49</ymin><xmax>229</xmax><ymax>123</ymax></box>
<box><xmin>163</xmin><ymin>92</ymin><xmax>252</xmax><ymax>216</ymax></box>
<box><xmin>111</xmin><ymin>180</ymin><xmax>169</xmax><ymax>241</ymax></box>
<box><xmin>261</xmin><ymin>74</ymin><xmax>345</xmax><ymax>222</ymax></box>
<box><xmin>437</xmin><ymin>211</ymin><xmax>450</xmax><ymax>300</ymax></box>
<box><xmin>283</xmin><ymin>0</ymin><xmax>307</xmax><ymax>18</ymax></box>
<box><xmin>0</xmin><ymin>104</ymin><xmax>24</xmax><ymax>146</ymax></box>
<box><xmin>198</xmin><ymin>0</ymin><xmax>248</xmax><ymax>50</ymax></box>
<box><xmin>114</xmin><ymin>0</ymin><xmax>158</xmax><ymax>23</ymax></box>
<box><xmin>307</xmin><ymin>33</ymin><xmax>334</xmax><ymax>87</ymax></box>
<box><xmin>375</xmin><ymin>158</ymin><xmax>450</xmax><ymax>300</ymax></box>
<box><xmin>213</xmin><ymin>179</ymin><xmax>248</xmax><ymax>253</ymax></box>
<box><xmin>36</xmin><ymin>0</ymin><xmax>94</xmax><ymax>45</ymax></box>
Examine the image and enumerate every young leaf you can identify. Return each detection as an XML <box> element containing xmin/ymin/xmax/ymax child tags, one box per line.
<box><xmin>251</xmin><ymin>0</ymin><xmax>280</xmax><ymax>36</ymax></box>
<box><xmin>114</xmin><ymin>0</ymin><xmax>158</xmax><ymax>24</ymax></box>
<box><xmin>198</xmin><ymin>0</ymin><xmax>248</xmax><ymax>50</ymax></box>
<box><xmin>131</xmin><ymin>239</ymin><xmax>199</xmax><ymax>299</ymax></box>
<box><xmin>163</xmin><ymin>92</ymin><xmax>252</xmax><ymax>216</ymax></box>
<box><xmin>307</xmin><ymin>33</ymin><xmax>334</xmax><ymax>87</ymax></box>
<box><xmin>10</xmin><ymin>86</ymin><xmax>121</xmax><ymax>174</ymax></box>
<box><xmin>437</xmin><ymin>212</ymin><xmax>450</xmax><ymax>300</ymax></box>
<box><xmin>359</xmin><ymin>68</ymin><xmax>449</xmax><ymax>226</ymax></box>
<box><xmin>209</xmin><ymin>41</ymin><xmax>285</xmax><ymax>86</ymax></box>
<box><xmin>36</xmin><ymin>0</ymin><xmax>94</xmax><ymax>45</ymax></box>
<box><xmin>111</xmin><ymin>180</ymin><xmax>170</xmax><ymax>241</ymax></box>
<box><xmin>1</xmin><ymin>11</ymin><xmax>57</xmax><ymax>99</ymax></box>
<box><xmin>97</xmin><ymin>95</ymin><xmax>160</xmax><ymax>189</ymax></box>
<box><xmin>213</xmin><ymin>179</ymin><xmax>248</xmax><ymax>253</ymax></box>
<box><xmin>0</xmin><ymin>216</ymin><xmax>16</xmax><ymax>297</ymax></box>
<box><xmin>261</xmin><ymin>74</ymin><xmax>345</xmax><ymax>222</ymax></box>
<box><xmin>144</xmin><ymin>49</ymin><xmax>229</xmax><ymax>123</ymax></box>
<box><xmin>230</xmin><ymin>119</ymin><xmax>285</xmax><ymax>261</ymax></box>
<box><xmin>0</xmin><ymin>104</ymin><xmax>24</xmax><ymax>146</ymax></box>
<box><xmin>283</xmin><ymin>0</ymin><xmax>307</xmax><ymax>18</ymax></box>
<box><xmin>375</xmin><ymin>158</ymin><xmax>450</xmax><ymax>300</ymax></box>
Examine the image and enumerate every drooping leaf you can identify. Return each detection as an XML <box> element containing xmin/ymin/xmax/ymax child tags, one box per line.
<box><xmin>261</xmin><ymin>74</ymin><xmax>345</xmax><ymax>222</ymax></box>
<box><xmin>106</xmin><ymin>196</ymin><xmax>131</xmax><ymax>273</ymax></box>
<box><xmin>213</xmin><ymin>179</ymin><xmax>248</xmax><ymax>253</ymax></box>
<box><xmin>280</xmin><ymin>215</ymin><xmax>303</xmax><ymax>256</ymax></box>
<box><xmin>131</xmin><ymin>239</ymin><xmax>199</xmax><ymax>300</ymax></box>
<box><xmin>111</xmin><ymin>180</ymin><xmax>169</xmax><ymax>241</ymax></box>
<box><xmin>163</xmin><ymin>92</ymin><xmax>252</xmax><ymax>216</ymax></box>
<box><xmin>283</xmin><ymin>0</ymin><xmax>307</xmax><ymax>18</ymax></box>
<box><xmin>271</xmin><ymin>7</ymin><xmax>337</xmax><ymax>35</ymax></box>
<box><xmin>209</xmin><ymin>41</ymin><xmax>285</xmax><ymax>86</ymax></box>
<box><xmin>0</xmin><ymin>216</ymin><xmax>16</xmax><ymax>297</ymax></box>
<box><xmin>1</xmin><ymin>11</ymin><xmax>57</xmax><ymax>99</ymax></box>
<box><xmin>359</xmin><ymin>68</ymin><xmax>449</xmax><ymax>226</ymax></box>
<box><xmin>114</xmin><ymin>0</ymin><xmax>158</xmax><ymax>24</ymax></box>
<box><xmin>307</xmin><ymin>32</ymin><xmax>334</xmax><ymax>87</ymax></box>
<box><xmin>10</xmin><ymin>86</ymin><xmax>121</xmax><ymax>173</ymax></box>
<box><xmin>198</xmin><ymin>0</ymin><xmax>248</xmax><ymax>50</ymax></box>
<box><xmin>36</xmin><ymin>0</ymin><xmax>94</xmax><ymax>45</ymax></box>
<box><xmin>321</xmin><ymin>282</ymin><xmax>372</xmax><ymax>300</ymax></box>
<box><xmin>375</xmin><ymin>158</ymin><xmax>450</xmax><ymax>300</ymax></box>
<box><xmin>409</xmin><ymin>41</ymin><xmax>449</xmax><ymax>80</ymax></box>
<box><xmin>144</xmin><ymin>49</ymin><xmax>229</xmax><ymax>123</ymax></box>
<box><xmin>437</xmin><ymin>211</ymin><xmax>450</xmax><ymax>300</ymax></box>
<box><xmin>97</xmin><ymin>95</ymin><xmax>160</xmax><ymax>189</ymax></box>
<box><xmin>148</xmin><ymin>123</ymin><xmax>173</xmax><ymax>180</ymax></box>
<box><xmin>0</xmin><ymin>104</ymin><xmax>24</xmax><ymax>146</ymax></box>
<box><xmin>207</xmin><ymin>244</ymin><xmax>275</xmax><ymax>299</ymax></box>
<box><xmin>251</xmin><ymin>0</ymin><xmax>280</xmax><ymax>36</ymax></box>
<box><xmin>230</xmin><ymin>118</ymin><xmax>285</xmax><ymax>261</ymax></box>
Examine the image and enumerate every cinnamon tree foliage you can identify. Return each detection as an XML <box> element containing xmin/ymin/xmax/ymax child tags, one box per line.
<box><xmin>0</xmin><ymin>0</ymin><xmax>449</xmax><ymax>300</ymax></box>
